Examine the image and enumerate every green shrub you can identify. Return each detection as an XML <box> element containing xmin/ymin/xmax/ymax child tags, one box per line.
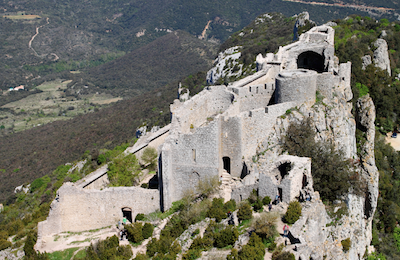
<box><xmin>239</xmin><ymin>233</ymin><xmax>265</xmax><ymax>259</ymax></box>
<box><xmin>252</xmin><ymin>212</ymin><xmax>278</xmax><ymax>240</ymax></box>
<box><xmin>146</xmin><ymin>236</ymin><xmax>174</xmax><ymax>257</ymax></box>
<box><xmin>224</xmin><ymin>199</ymin><xmax>237</xmax><ymax>212</ymax></box>
<box><xmin>284</xmin><ymin>201</ymin><xmax>302</xmax><ymax>224</ymax></box>
<box><xmin>0</xmin><ymin>231</ymin><xmax>8</xmax><ymax>240</ymax></box>
<box><xmin>227</xmin><ymin>248</ymin><xmax>239</xmax><ymax>260</ymax></box>
<box><xmin>272</xmin><ymin>251</ymin><xmax>296</xmax><ymax>260</ymax></box>
<box><xmin>24</xmin><ymin>232</ymin><xmax>37</xmax><ymax>258</ymax></box>
<box><xmin>30</xmin><ymin>178</ymin><xmax>45</xmax><ymax>193</ymax></box>
<box><xmin>82</xmin><ymin>235</ymin><xmax>131</xmax><ymax>260</ymax></box>
<box><xmin>134</xmin><ymin>253</ymin><xmax>149</xmax><ymax>260</ymax></box>
<box><xmin>142</xmin><ymin>223</ymin><xmax>154</xmax><ymax>239</ymax></box>
<box><xmin>182</xmin><ymin>249</ymin><xmax>202</xmax><ymax>260</ymax></box>
<box><xmin>126</xmin><ymin>222</ymin><xmax>143</xmax><ymax>243</ymax></box>
<box><xmin>135</xmin><ymin>213</ymin><xmax>145</xmax><ymax>222</ymax></box>
<box><xmin>262</xmin><ymin>196</ymin><xmax>271</xmax><ymax>205</ymax></box>
<box><xmin>15</xmin><ymin>229</ymin><xmax>26</xmax><ymax>240</ymax></box>
<box><xmin>341</xmin><ymin>238</ymin><xmax>351</xmax><ymax>252</ymax></box>
<box><xmin>248</xmin><ymin>189</ymin><xmax>258</xmax><ymax>204</ymax></box>
<box><xmin>116</xmin><ymin>245</ymin><xmax>133</xmax><ymax>259</ymax></box>
<box><xmin>0</xmin><ymin>239</ymin><xmax>11</xmax><ymax>250</ymax></box>
<box><xmin>253</xmin><ymin>198</ymin><xmax>263</xmax><ymax>212</ymax></box>
<box><xmin>207</xmin><ymin>198</ymin><xmax>226</xmax><ymax>222</ymax></box>
<box><xmin>146</xmin><ymin>238</ymin><xmax>159</xmax><ymax>257</ymax></box>
<box><xmin>107</xmin><ymin>154</ymin><xmax>140</xmax><ymax>187</ymax></box>
<box><xmin>237</xmin><ymin>202</ymin><xmax>253</xmax><ymax>222</ymax></box>
<box><xmin>394</xmin><ymin>227</ymin><xmax>400</xmax><ymax>251</ymax></box>
<box><xmin>190</xmin><ymin>235</ymin><xmax>213</xmax><ymax>250</ymax></box>
<box><xmin>268</xmin><ymin>241</ymin><xmax>277</xmax><ymax>251</ymax></box>
<box><xmin>355</xmin><ymin>82</ymin><xmax>369</xmax><ymax>97</ymax></box>
<box><xmin>214</xmin><ymin>226</ymin><xmax>239</xmax><ymax>248</ymax></box>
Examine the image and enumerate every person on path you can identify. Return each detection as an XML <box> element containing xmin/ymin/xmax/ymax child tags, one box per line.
<box><xmin>275</xmin><ymin>195</ymin><xmax>280</xmax><ymax>204</ymax></box>
<box><xmin>268</xmin><ymin>203</ymin><xmax>272</xmax><ymax>212</ymax></box>
<box><xmin>283</xmin><ymin>225</ymin><xmax>289</xmax><ymax>237</ymax></box>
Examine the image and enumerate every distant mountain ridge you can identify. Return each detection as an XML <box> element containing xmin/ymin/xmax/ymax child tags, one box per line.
<box><xmin>0</xmin><ymin>0</ymin><xmax>398</xmax><ymax>91</ymax></box>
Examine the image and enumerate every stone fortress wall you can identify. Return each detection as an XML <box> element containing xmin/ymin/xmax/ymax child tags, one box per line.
<box><xmin>37</xmin><ymin>183</ymin><xmax>159</xmax><ymax>249</ymax></box>
<box><xmin>160</xmin><ymin>24</ymin><xmax>351</xmax><ymax>210</ymax></box>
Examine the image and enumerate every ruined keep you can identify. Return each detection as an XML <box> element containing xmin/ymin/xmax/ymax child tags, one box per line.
<box><xmin>36</xmin><ymin>24</ymin><xmax>378</xmax><ymax>259</ymax></box>
<box><xmin>159</xmin><ymin>25</ymin><xmax>351</xmax><ymax>211</ymax></box>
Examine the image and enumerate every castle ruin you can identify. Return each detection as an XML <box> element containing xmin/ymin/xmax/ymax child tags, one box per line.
<box><xmin>37</xmin><ymin>25</ymin><xmax>371</xmax><ymax>259</ymax></box>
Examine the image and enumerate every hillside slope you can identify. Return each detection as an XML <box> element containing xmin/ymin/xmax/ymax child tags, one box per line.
<box><xmin>0</xmin><ymin>0</ymin><xmax>397</xmax><ymax>92</ymax></box>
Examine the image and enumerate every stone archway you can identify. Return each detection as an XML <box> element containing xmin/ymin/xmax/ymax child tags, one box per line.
<box><xmin>297</xmin><ymin>51</ymin><xmax>325</xmax><ymax>72</ymax></box>
<box><xmin>122</xmin><ymin>207</ymin><xmax>133</xmax><ymax>223</ymax></box>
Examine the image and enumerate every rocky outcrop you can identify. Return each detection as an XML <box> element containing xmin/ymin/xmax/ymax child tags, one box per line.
<box><xmin>253</xmin><ymin>81</ymin><xmax>378</xmax><ymax>259</ymax></box>
<box><xmin>362</xmin><ymin>55</ymin><xmax>372</xmax><ymax>70</ymax></box>
<box><xmin>206</xmin><ymin>46</ymin><xmax>242</xmax><ymax>84</ymax></box>
<box><xmin>356</xmin><ymin>95</ymin><xmax>379</xmax><ymax>220</ymax></box>
<box><xmin>373</xmin><ymin>39</ymin><xmax>391</xmax><ymax>76</ymax></box>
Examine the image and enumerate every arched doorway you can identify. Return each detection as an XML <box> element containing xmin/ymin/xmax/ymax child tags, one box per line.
<box><xmin>297</xmin><ymin>51</ymin><xmax>325</xmax><ymax>72</ymax></box>
<box><xmin>122</xmin><ymin>207</ymin><xmax>133</xmax><ymax>223</ymax></box>
<box><xmin>223</xmin><ymin>157</ymin><xmax>231</xmax><ymax>174</ymax></box>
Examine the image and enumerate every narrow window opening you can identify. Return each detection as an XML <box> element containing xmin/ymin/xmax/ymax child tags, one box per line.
<box><xmin>302</xmin><ymin>174</ymin><xmax>308</xmax><ymax>189</ymax></box>
<box><xmin>278</xmin><ymin>188</ymin><xmax>283</xmax><ymax>202</ymax></box>
<box><xmin>223</xmin><ymin>156</ymin><xmax>231</xmax><ymax>174</ymax></box>
<box><xmin>192</xmin><ymin>149</ymin><xmax>196</xmax><ymax>162</ymax></box>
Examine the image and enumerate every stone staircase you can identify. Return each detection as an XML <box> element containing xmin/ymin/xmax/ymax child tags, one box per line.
<box><xmin>219</xmin><ymin>170</ymin><xmax>241</xmax><ymax>202</ymax></box>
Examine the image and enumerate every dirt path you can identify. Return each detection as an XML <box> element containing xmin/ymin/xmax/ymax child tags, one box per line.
<box><xmin>199</xmin><ymin>20</ymin><xmax>212</xmax><ymax>40</ymax></box>
<box><xmin>38</xmin><ymin>226</ymin><xmax>119</xmax><ymax>253</ymax></box>
<box><xmin>29</xmin><ymin>17</ymin><xmax>49</xmax><ymax>56</ymax></box>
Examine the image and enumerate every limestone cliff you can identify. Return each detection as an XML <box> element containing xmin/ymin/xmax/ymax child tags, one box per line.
<box><xmin>253</xmin><ymin>82</ymin><xmax>378</xmax><ymax>259</ymax></box>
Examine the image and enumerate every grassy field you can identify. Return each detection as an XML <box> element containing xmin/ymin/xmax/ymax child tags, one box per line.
<box><xmin>3</xmin><ymin>12</ymin><xmax>41</xmax><ymax>20</ymax></box>
<box><xmin>0</xmin><ymin>80</ymin><xmax>122</xmax><ymax>133</ymax></box>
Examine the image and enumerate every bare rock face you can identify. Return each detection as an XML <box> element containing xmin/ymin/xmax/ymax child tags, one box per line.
<box><xmin>373</xmin><ymin>39</ymin><xmax>391</xmax><ymax>76</ymax></box>
<box><xmin>362</xmin><ymin>55</ymin><xmax>372</xmax><ymax>70</ymax></box>
<box><xmin>206</xmin><ymin>46</ymin><xmax>242</xmax><ymax>84</ymax></box>
<box><xmin>356</xmin><ymin>95</ymin><xmax>379</xmax><ymax>220</ymax></box>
